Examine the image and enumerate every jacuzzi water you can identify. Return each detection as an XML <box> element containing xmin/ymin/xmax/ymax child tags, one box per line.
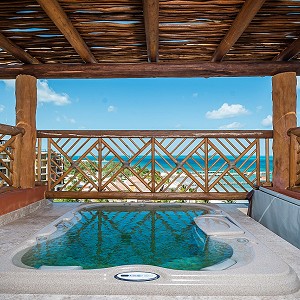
<box><xmin>21</xmin><ymin>204</ymin><xmax>233</xmax><ymax>270</ymax></box>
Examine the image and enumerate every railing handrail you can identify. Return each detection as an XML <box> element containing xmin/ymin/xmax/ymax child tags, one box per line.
<box><xmin>37</xmin><ymin>129</ymin><xmax>273</xmax><ymax>139</ymax></box>
<box><xmin>0</xmin><ymin>123</ymin><xmax>24</xmax><ymax>136</ymax></box>
<box><xmin>288</xmin><ymin>127</ymin><xmax>300</xmax><ymax>137</ymax></box>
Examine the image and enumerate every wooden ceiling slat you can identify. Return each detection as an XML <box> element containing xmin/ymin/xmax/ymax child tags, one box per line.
<box><xmin>273</xmin><ymin>37</ymin><xmax>300</xmax><ymax>62</ymax></box>
<box><xmin>36</xmin><ymin>0</ymin><xmax>97</xmax><ymax>63</ymax></box>
<box><xmin>143</xmin><ymin>0</ymin><xmax>159</xmax><ymax>62</ymax></box>
<box><xmin>211</xmin><ymin>0</ymin><xmax>267</xmax><ymax>62</ymax></box>
<box><xmin>0</xmin><ymin>32</ymin><xmax>40</xmax><ymax>64</ymax></box>
<box><xmin>0</xmin><ymin>0</ymin><xmax>299</xmax><ymax>69</ymax></box>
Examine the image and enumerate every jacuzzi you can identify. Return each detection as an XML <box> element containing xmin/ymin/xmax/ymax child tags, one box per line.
<box><xmin>0</xmin><ymin>203</ymin><xmax>299</xmax><ymax>296</ymax></box>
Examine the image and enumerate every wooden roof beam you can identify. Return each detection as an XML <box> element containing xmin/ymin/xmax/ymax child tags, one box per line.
<box><xmin>0</xmin><ymin>32</ymin><xmax>40</xmax><ymax>64</ymax></box>
<box><xmin>143</xmin><ymin>0</ymin><xmax>159</xmax><ymax>62</ymax></box>
<box><xmin>1</xmin><ymin>62</ymin><xmax>299</xmax><ymax>79</ymax></box>
<box><xmin>212</xmin><ymin>0</ymin><xmax>266</xmax><ymax>62</ymax></box>
<box><xmin>36</xmin><ymin>0</ymin><xmax>97</xmax><ymax>63</ymax></box>
<box><xmin>273</xmin><ymin>37</ymin><xmax>300</xmax><ymax>61</ymax></box>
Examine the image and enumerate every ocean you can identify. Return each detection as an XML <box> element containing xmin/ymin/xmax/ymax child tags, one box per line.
<box><xmin>66</xmin><ymin>155</ymin><xmax>273</xmax><ymax>192</ymax></box>
<box><xmin>74</xmin><ymin>155</ymin><xmax>273</xmax><ymax>174</ymax></box>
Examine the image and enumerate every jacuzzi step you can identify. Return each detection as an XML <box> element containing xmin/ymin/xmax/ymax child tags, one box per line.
<box><xmin>194</xmin><ymin>215</ymin><xmax>245</xmax><ymax>236</ymax></box>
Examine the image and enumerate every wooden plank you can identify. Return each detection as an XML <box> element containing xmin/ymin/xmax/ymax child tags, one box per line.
<box><xmin>143</xmin><ymin>0</ymin><xmax>159</xmax><ymax>62</ymax></box>
<box><xmin>36</xmin><ymin>0</ymin><xmax>97</xmax><ymax>63</ymax></box>
<box><xmin>0</xmin><ymin>32</ymin><xmax>40</xmax><ymax>64</ymax></box>
<box><xmin>288</xmin><ymin>127</ymin><xmax>300</xmax><ymax>137</ymax></box>
<box><xmin>272</xmin><ymin>72</ymin><xmax>297</xmax><ymax>190</ymax></box>
<box><xmin>45</xmin><ymin>191</ymin><xmax>248</xmax><ymax>200</ymax></box>
<box><xmin>0</xmin><ymin>123</ymin><xmax>24</xmax><ymax>136</ymax></box>
<box><xmin>289</xmin><ymin>187</ymin><xmax>300</xmax><ymax>194</ymax></box>
<box><xmin>289</xmin><ymin>133</ymin><xmax>298</xmax><ymax>188</ymax></box>
<box><xmin>212</xmin><ymin>0</ymin><xmax>266</xmax><ymax>62</ymax></box>
<box><xmin>47</xmin><ymin>140</ymin><xmax>56</xmax><ymax>190</ymax></box>
<box><xmin>37</xmin><ymin>129</ymin><xmax>273</xmax><ymax>139</ymax></box>
<box><xmin>12</xmin><ymin>75</ymin><xmax>37</xmax><ymax>189</ymax></box>
<box><xmin>36</xmin><ymin>138</ymin><xmax>42</xmax><ymax>182</ymax></box>
<box><xmin>274</xmin><ymin>37</ymin><xmax>300</xmax><ymax>61</ymax></box>
<box><xmin>1</xmin><ymin>62</ymin><xmax>299</xmax><ymax>79</ymax></box>
<box><xmin>151</xmin><ymin>137</ymin><xmax>155</xmax><ymax>192</ymax></box>
<box><xmin>265</xmin><ymin>138</ymin><xmax>271</xmax><ymax>184</ymax></box>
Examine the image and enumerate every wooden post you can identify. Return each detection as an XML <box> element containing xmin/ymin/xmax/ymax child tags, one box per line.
<box><xmin>289</xmin><ymin>133</ymin><xmax>298</xmax><ymax>188</ymax></box>
<box><xmin>272</xmin><ymin>72</ymin><xmax>297</xmax><ymax>190</ymax></box>
<box><xmin>13</xmin><ymin>75</ymin><xmax>37</xmax><ymax>188</ymax></box>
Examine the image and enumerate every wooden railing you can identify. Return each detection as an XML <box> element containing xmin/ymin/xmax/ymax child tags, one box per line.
<box><xmin>288</xmin><ymin>127</ymin><xmax>300</xmax><ymax>191</ymax></box>
<box><xmin>0</xmin><ymin>124</ymin><xmax>24</xmax><ymax>188</ymax></box>
<box><xmin>37</xmin><ymin>130</ymin><xmax>273</xmax><ymax>200</ymax></box>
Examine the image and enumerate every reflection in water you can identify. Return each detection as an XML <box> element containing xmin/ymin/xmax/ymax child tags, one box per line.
<box><xmin>22</xmin><ymin>206</ymin><xmax>233</xmax><ymax>270</ymax></box>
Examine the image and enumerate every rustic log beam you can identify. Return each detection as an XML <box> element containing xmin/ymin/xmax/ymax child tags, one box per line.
<box><xmin>12</xmin><ymin>75</ymin><xmax>37</xmax><ymax>189</ymax></box>
<box><xmin>0</xmin><ymin>123</ymin><xmax>24</xmax><ymax>136</ymax></box>
<box><xmin>143</xmin><ymin>0</ymin><xmax>159</xmax><ymax>62</ymax></box>
<box><xmin>211</xmin><ymin>0</ymin><xmax>266</xmax><ymax>62</ymax></box>
<box><xmin>37</xmin><ymin>129</ymin><xmax>273</xmax><ymax>139</ymax></box>
<box><xmin>0</xmin><ymin>62</ymin><xmax>299</xmax><ymax>79</ymax></box>
<box><xmin>272</xmin><ymin>72</ymin><xmax>297</xmax><ymax>190</ymax></box>
<box><xmin>0</xmin><ymin>32</ymin><xmax>40</xmax><ymax>64</ymax></box>
<box><xmin>273</xmin><ymin>37</ymin><xmax>300</xmax><ymax>61</ymax></box>
<box><xmin>45</xmin><ymin>191</ymin><xmax>248</xmax><ymax>200</ymax></box>
<box><xmin>36</xmin><ymin>0</ymin><xmax>97</xmax><ymax>63</ymax></box>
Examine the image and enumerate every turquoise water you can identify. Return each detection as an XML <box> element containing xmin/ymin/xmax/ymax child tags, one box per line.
<box><xmin>69</xmin><ymin>155</ymin><xmax>272</xmax><ymax>191</ymax></box>
<box><xmin>74</xmin><ymin>155</ymin><xmax>273</xmax><ymax>173</ymax></box>
<box><xmin>21</xmin><ymin>205</ymin><xmax>233</xmax><ymax>270</ymax></box>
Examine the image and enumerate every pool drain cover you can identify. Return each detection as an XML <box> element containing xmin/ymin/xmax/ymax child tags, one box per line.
<box><xmin>114</xmin><ymin>271</ymin><xmax>160</xmax><ymax>282</ymax></box>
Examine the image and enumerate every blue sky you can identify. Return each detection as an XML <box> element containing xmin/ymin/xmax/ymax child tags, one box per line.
<box><xmin>0</xmin><ymin>77</ymin><xmax>299</xmax><ymax>130</ymax></box>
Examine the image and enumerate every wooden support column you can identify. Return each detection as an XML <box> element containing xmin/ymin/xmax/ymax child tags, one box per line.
<box><xmin>13</xmin><ymin>75</ymin><xmax>37</xmax><ymax>188</ymax></box>
<box><xmin>272</xmin><ymin>72</ymin><xmax>297</xmax><ymax>190</ymax></box>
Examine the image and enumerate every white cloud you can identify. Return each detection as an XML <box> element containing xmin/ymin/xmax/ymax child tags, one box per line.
<box><xmin>206</xmin><ymin>103</ymin><xmax>249</xmax><ymax>119</ymax></box>
<box><xmin>0</xmin><ymin>104</ymin><xmax>4</xmax><ymax>112</ymax></box>
<box><xmin>256</xmin><ymin>105</ymin><xmax>263</xmax><ymax>111</ymax></box>
<box><xmin>297</xmin><ymin>76</ymin><xmax>300</xmax><ymax>89</ymax></box>
<box><xmin>64</xmin><ymin>116</ymin><xmax>76</xmax><ymax>124</ymax></box>
<box><xmin>38</xmin><ymin>80</ymin><xmax>71</xmax><ymax>106</ymax></box>
<box><xmin>107</xmin><ymin>105</ymin><xmax>116</xmax><ymax>112</ymax></box>
<box><xmin>2</xmin><ymin>79</ymin><xmax>15</xmax><ymax>89</ymax></box>
<box><xmin>1</xmin><ymin>79</ymin><xmax>71</xmax><ymax>106</ymax></box>
<box><xmin>55</xmin><ymin>115</ymin><xmax>76</xmax><ymax>124</ymax></box>
<box><xmin>261</xmin><ymin>115</ymin><xmax>272</xmax><ymax>127</ymax></box>
<box><xmin>219</xmin><ymin>122</ymin><xmax>243</xmax><ymax>129</ymax></box>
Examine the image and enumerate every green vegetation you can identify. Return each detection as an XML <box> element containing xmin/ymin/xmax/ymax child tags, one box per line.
<box><xmin>54</xmin><ymin>158</ymin><xmax>211</xmax><ymax>203</ymax></box>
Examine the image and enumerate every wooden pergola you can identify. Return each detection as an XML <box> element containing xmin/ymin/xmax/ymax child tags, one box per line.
<box><xmin>0</xmin><ymin>0</ymin><xmax>299</xmax><ymax>77</ymax></box>
<box><xmin>0</xmin><ymin>0</ymin><xmax>299</xmax><ymax>205</ymax></box>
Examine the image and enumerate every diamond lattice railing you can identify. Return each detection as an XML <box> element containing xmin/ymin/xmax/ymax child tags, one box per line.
<box><xmin>154</xmin><ymin>137</ymin><xmax>206</xmax><ymax>193</ymax></box>
<box><xmin>206</xmin><ymin>138</ymin><xmax>259</xmax><ymax>192</ymax></box>
<box><xmin>0</xmin><ymin>134</ymin><xmax>16</xmax><ymax>187</ymax></box>
<box><xmin>36</xmin><ymin>130</ymin><xmax>273</xmax><ymax>199</ymax></box>
<box><xmin>101</xmin><ymin>137</ymin><xmax>152</xmax><ymax>193</ymax></box>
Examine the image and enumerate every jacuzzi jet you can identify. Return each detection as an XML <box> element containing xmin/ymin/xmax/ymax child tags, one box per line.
<box><xmin>36</xmin><ymin>236</ymin><xmax>47</xmax><ymax>243</ymax></box>
<box><xmin>114</xmin><ymin>271</ymin><xmax>160</xmax><ymax>282</ymax></box>
<box><xmin>237</xmin><ymin>238</ymin><xmax>249</xmax><ymax>244</ymax></box>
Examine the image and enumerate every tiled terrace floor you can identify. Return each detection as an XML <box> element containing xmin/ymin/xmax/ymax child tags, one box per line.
<box><xmin>0</xmin><ymin>201</ymin><xmax>299</xmax><ymax>300</ymax></box>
